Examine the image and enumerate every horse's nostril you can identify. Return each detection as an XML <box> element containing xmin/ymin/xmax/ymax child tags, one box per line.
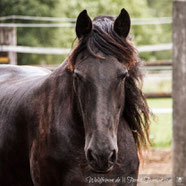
<box><xmin>87</xmin><ymin>149</ymin><xmax>97</xmax><ymax>162</ymax></box>
<box><xmin>87</xmin><ymin>148</ymin><xmax>117</xmax><ymax>171</ymax></box>
<box><xmin>109</xmin><ymin>150</ymin><xmax>117</xmax><ymax>163</ymax></box>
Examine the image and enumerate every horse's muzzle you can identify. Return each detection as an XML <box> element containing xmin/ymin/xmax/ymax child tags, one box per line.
<box><xmin>86</xmin><ymin>149</ymin><xmax>117</xmax><ymax>173</ymax></box>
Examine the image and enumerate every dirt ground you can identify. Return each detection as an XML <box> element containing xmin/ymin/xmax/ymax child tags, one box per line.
<box><xmin>139</xmin><ymin>148</ymin><xmax>172</xmax><ymax>175</ymax></box>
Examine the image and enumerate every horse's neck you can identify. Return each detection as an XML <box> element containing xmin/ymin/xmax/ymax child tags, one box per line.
<box><xmin>54</xmin><ymin>59</ymin><xmax>68</xmax><ymax>72</ymax></box>
<box><xmin>38</xmin><ymin>64</ymin><xmax>84</xmax><ymax>138</ymax></box>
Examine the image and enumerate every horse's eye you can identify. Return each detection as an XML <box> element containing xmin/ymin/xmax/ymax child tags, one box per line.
<box><xmin>118</xmin><ymin>71</ymin><xmax>128</xmax><ymax>80</ymax></box>
<box><xmin>73</xmin><ymin>73</ymin><xmax>78</xmax><ymax>79</ymax></box>
<box><xmin>73</xmin><ymin>71</ymin><xmax>83</xmax><ymax>81</ymax></box>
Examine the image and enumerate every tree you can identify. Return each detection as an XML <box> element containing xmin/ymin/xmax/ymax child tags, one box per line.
<box><xmin>0</xmin><ymin>0</ymin><xmax>59</xmax><ymax>65</ymax></box>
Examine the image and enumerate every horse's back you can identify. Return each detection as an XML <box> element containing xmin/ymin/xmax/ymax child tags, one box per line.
<box><xmin>0</xmin><ymin>65</ymin><xmax>51</xmax><ymax>105</ymax></box>
<box><xmin>0</xmin><ymin>64</ymin><xmax>51</xmax><ymax>84</ymax></box>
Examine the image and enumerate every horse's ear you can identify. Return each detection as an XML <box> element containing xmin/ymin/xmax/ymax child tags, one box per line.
<box><xmin>114</xmin><ymin>8</ymin><xmax>131</xmax><ymax>38</ymax></box>
<box><xmin>76</xmin><ymin>10</ymin><xmax>92</xmax><ymax>39</ymax></box>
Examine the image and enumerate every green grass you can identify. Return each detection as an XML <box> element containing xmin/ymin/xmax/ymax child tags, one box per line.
<box><xmin>147</xmin><ymin>98</ymin><xmax>172</xmax><ymax>148</ymax></box>
<box><xmin>147</xmin><ymin>98</ymin><xmax>172</xmax><ymax>108</ymax></box>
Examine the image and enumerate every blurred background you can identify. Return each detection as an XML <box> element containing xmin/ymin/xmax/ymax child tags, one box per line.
<box><xmin>0</xmin><ymin>0</ymin><xmax>172</xmax><ymax>177</ymax></box>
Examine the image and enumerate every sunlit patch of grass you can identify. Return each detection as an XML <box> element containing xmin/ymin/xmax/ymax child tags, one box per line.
<box><xmin>147</xmin><ymin>98</ymin><xmax>172</xmax><ymax>148</ymax></box>
<box><xmin>147</xmin><ymin>98</ymin><xmax>172</xmax><ymax>108</ymax></box>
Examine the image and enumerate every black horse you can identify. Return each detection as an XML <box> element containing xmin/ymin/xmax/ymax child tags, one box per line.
<box><xmin>0</xmin><ymin>9</ymin><xmax>150</xmax><ymax>186</ymax></box>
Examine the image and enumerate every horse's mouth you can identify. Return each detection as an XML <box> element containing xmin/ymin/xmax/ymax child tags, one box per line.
<box><xmin>89</xmin><ymin>165</ymin><xmax>114</xmax><ymax>174</ymax></box>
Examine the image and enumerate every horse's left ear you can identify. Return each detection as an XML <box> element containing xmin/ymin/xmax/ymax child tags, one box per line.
<box><xmin>76</xmin><ymin>10</ymin><xmax>92</xmax><ymax>39</ymax></box>
<box><xmin>114</xmin><ymin>8</ymin><xmax>131</xmax><ymax>38</ymax></box>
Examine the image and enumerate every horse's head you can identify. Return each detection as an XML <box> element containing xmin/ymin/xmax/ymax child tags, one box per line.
<box><xmin>70</xmin><ymin>9</ymin><xmax>133</xmax><ymax>173</ymax></box>
<box><xmin>73</xmin><ymin>56</ymin><xmax>128</xmax><ymax>173</ymax></box>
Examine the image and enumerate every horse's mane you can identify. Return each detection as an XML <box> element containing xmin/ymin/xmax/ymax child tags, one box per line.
<box><xmin>67</xmin><ymin>16</ymin><xmax>150</xmax><ymax>149</ymax></box>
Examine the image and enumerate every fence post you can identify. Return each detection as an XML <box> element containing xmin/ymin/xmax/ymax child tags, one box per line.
<box><xmin>0</xmin><ymin>27</ymin><xmax>17</xmax><ymax>65</ymax></box>
<box><xmin>172</xmin><ymin>0</ymin><xmax>186</xmax><ymax>186</ymax></box>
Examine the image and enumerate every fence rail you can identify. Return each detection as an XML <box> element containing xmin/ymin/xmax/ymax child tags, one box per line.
<box><xmin>0</xmin><ymin>15</ymin><xmax>172</xmax><ymax>23</ymax></box>
<box><xmin>0</xmin><ymin>43</ymin><xmax>172</xmax><ymax>55</ymax></box>
<box><xmin>0</xmin><ymin>16</ymin><xmax>172</xmax><ymax>27</ymax></box>
<box><xmin>0</xmin><ymin>15</ymin><xmax>76</xmax><ymax>22</ymax></box>
<box><xmin>0</xmin><ymin>45</ymin><xmax>70</xmax><ymax>54</ymax></box>
<box><xmin>145</xmin><ymin>92</ymin><xmax>172</xmax><ymax>98</ymax></box>
<box><xmin>0</xmin><ymin>23</ymin><xmax>75</xmax><ymax>28</ymax></box>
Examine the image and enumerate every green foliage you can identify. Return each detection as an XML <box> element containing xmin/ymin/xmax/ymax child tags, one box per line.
<box><xmin>147</xmin><ymin>0</ymin><xmax>172</xmax><ymax>17</ymax></box>
<box><xmin>0</xmin><ymin>0</ymin><xmax>57</xmax><ymax>16</ymax></box>
<box><xmin>139</xmin><ymin>0</ymin><xmax>172</xmax><ymax>61</ymax></box>
<box><xmin>1</xmin><ymin>0</ymin><xmax>172</xmax><ymax>64</ymax></box>
<box><xmin>0</xmin><ymin>0</ymin><xmax>59</xmax><ymax>64</ymax></box>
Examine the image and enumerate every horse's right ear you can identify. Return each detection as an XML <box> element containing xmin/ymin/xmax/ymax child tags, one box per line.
<box><xmin>76</xmin><ymin>10</ymin><xmax>92</xmax><ymax>39</ymax></box>
<box><xmin>114</xmin><ymin>8</ymin><xmax>131</xmax><ymax>38</ymax></box>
